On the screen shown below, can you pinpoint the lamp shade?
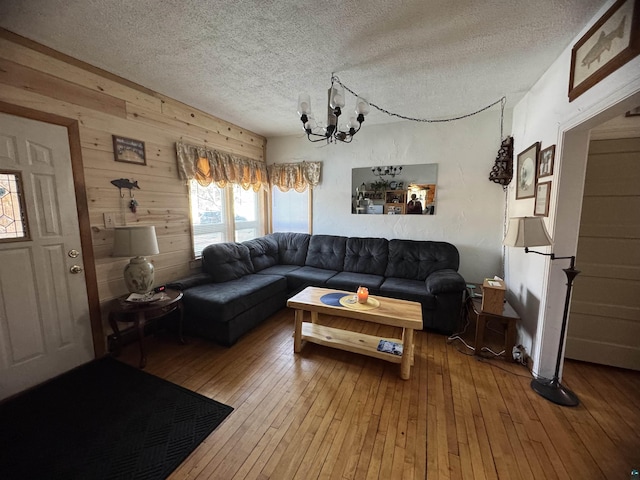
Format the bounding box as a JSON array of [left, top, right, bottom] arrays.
[[112, 226, 160, 294], [112, 226, 159, 257], [503, 217, 552, 248]]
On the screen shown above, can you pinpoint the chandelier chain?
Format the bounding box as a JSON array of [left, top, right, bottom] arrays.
[[331, 75, 506, 125]]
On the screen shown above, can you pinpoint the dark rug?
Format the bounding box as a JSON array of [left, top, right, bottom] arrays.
[[0, 357, 233, 480]]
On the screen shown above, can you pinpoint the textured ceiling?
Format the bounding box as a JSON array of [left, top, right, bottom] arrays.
[[0, 0, 608, 138]]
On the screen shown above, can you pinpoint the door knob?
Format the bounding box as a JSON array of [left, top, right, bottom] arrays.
[[70, 265, 83, 274], [68, 249, 80, 258]]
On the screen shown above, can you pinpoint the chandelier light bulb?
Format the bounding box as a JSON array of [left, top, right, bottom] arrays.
[[329, 84, 345, 109], [355, 93, 370, 116], [304, 117, 317, 132], [297, 93, 311, 116]]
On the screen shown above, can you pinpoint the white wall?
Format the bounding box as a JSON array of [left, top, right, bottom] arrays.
[[267, 108, 511, 285], [508, 0, 640, 379]]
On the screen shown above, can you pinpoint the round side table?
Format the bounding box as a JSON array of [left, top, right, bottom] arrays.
[[108, 289, 184, 368]]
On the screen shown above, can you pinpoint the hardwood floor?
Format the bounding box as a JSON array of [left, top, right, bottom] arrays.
[[116, 309, 640, 479]]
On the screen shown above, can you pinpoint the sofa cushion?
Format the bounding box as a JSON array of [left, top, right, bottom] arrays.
[[384, 239, 460, 280], [256, 264, 302, 276], [202, 242, 254, 283], [285, 266, 338, 291], [380, 277, 437, 308], [271, 232, 310, 265], [243, 236, 279, 272], [425, 269, 467, 294], [326, 271, 385, 293], [166, 272, 213, 291], [343, 237, 388, 275], [305, 235, 347, 271], [182, 274, 287, 323]]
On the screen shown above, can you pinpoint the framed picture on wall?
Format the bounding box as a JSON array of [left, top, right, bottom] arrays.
[[568, 0, 640, 102], [112, 135, 146, 165], [534, 181, 552, 216], [538, 145, 555, 178], [516, 142, 540, 199]]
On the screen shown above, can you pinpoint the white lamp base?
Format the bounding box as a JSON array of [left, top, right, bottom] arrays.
[[123, 256, 155, 294]]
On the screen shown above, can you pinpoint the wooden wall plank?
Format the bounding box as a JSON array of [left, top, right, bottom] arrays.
[[0, 58, 127, 118], [0, 33, 163, 112], [127, 103, 265, 160], [160, 96, 265, 148], [0, 83, 263, 161]]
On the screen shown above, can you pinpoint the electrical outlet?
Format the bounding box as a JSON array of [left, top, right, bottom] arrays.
[[512, 345, 523, 360], [512, 344, 528, 366], [103, 212, 115, 229]]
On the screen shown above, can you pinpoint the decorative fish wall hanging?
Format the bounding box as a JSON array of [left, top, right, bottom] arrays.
[[111, 178, 140, 212]]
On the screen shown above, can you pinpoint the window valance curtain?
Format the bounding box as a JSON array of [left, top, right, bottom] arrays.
[[268, 161, 322, 192], [176, 141, 268, 192]]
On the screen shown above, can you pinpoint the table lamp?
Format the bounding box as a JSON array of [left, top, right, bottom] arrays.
[[503, 216, 580, 407], [112, 226, 160, 294]]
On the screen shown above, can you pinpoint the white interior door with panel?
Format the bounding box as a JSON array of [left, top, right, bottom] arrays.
[[566, 136, 640, 371], [0, 113, 93, 400]]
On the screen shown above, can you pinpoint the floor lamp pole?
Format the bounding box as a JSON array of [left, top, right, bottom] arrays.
[[530, 255, 580, 407]]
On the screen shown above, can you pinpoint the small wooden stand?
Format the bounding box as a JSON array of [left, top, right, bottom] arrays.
[[109, 289, 184, 368], [467, 295, 519, 362]]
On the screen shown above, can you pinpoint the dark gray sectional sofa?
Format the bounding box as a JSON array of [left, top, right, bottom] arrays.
[[168, 232, 466, 346]]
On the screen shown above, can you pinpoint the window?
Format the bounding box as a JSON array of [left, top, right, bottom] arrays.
[[190, 180, 263, 257], [0, 171, 30, 242], [271, 187, 311, 233]]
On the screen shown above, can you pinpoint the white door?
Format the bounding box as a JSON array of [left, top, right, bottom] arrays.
[[0, 113, 93, 400], [566, 136, 640, 371]]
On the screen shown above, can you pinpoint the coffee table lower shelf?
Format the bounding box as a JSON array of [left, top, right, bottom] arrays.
[[300, 323, 405, 365]]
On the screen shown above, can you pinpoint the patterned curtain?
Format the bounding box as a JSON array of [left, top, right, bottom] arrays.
[[267, 161, 322, 192], [175, 141, 268, 192]]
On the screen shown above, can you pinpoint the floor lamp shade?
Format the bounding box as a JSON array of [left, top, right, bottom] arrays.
[[503, 217, 552, 248], [112, 226, 160, 294]]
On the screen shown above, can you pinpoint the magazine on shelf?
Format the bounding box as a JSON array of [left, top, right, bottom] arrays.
[[377, 340, 403, 356]]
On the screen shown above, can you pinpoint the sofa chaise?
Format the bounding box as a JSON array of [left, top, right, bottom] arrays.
[[168, 232, 466, 346]]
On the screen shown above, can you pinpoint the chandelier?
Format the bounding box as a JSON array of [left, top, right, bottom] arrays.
[[296, 74, 507, 148], [297, 75, 370, 143], [371, 166, 402, 178]]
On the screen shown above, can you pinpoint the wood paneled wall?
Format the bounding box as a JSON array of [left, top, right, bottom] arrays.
[[0, 29, 266, 333]]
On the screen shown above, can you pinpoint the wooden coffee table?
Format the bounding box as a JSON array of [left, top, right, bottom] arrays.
[[287, 286, 423, 380]]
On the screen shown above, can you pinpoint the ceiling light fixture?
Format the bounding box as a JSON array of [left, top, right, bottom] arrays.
[[297, 75, 370, 144], [297, 75, 507, 145]]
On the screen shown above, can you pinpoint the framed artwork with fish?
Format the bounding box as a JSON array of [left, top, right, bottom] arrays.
[[569, 0, 640, 102], [112, 135, 146, 165]]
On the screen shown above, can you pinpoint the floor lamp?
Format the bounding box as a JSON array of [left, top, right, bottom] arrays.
[[503, 216, 580, 407]]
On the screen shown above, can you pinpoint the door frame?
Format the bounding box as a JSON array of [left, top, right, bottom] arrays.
[[532, 87, 640, 379], [0, 100, 104, 357]]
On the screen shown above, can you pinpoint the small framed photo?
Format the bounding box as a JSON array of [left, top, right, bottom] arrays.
[[112, 135, 146, 165], [538, 145, 555, 179], [534, 181, 552, 217], [569, 0, 640, 102], [516, 142, 540, 199]]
